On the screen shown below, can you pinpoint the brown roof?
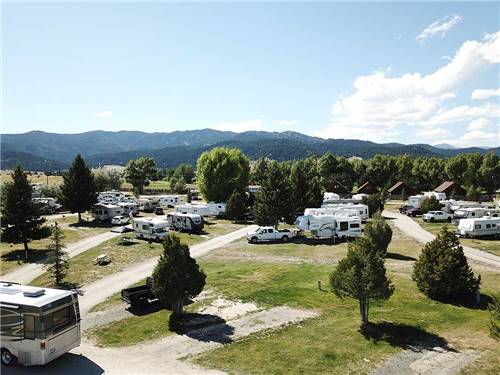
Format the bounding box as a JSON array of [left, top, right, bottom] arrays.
[[387, 181, 406, 193], [326, 180, 349, 194], [357, 181, 379, 194], [434, 181, 460, 193]]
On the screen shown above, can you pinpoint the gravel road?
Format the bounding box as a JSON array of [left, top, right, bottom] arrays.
[[383, 210, 500, 268]]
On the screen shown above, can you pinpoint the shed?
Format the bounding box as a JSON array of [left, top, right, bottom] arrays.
[[356, 181, 379, 195], [387, 182, 412, 198], [434, 181, 466, 198]]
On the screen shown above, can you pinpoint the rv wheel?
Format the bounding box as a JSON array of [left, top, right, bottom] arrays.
[[251, 237, 258, 244], [1, 349, 15, 366], [282, 236, 289, 243]]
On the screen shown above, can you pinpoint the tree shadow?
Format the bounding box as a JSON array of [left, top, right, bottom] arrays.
[[438, 293, 493, 311], [359, 321, 456, 352], [169, 313, 234, 344], [69, 221, 112, 229], [1, 248, 51, 264], [385, 252, 416, 261], [52, 281, 81, 290]]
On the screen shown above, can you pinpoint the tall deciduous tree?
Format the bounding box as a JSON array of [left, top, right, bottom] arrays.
[[253, 161, 295, 228], [45, 222, 69, 286], [124, 157, 157, 195], [196, 147, 250, 202], [60, 154, 97, 222], [478, 152, 500, 196], [330, 236, 394, 324], [93, 168, 123, 192], [1, 165, 51, 259], [152, 235, 206, 316], [290, 157, 322, 213]]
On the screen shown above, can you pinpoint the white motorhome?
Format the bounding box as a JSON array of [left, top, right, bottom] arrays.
[[0, 282, 81, 366], [117, 202, 139, 217], [320, 203, 369, 221], [458, 217, 500, 238], [97, 191, 125, 204], [295, 215, 362, 240], [158, 195, 186, 208], [133, 218, 170, 241], [166, 212, 204, 233], [91, 203, 122, 221], [175, 202, 226, 217], [304, 207, 360, 219]]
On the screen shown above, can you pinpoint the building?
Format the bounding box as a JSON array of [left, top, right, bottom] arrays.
[[356, 181, 379, 195], [387, 181, 412, 198], [325, 180, 350, 196], [434, 181, 466, 198]]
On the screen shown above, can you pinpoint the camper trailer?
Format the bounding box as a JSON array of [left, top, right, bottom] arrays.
[[133, 218, 170, 241], [175, 202, 226, 217], [166, 212, 204, 233], [458, 217, 500, 238], [117, 202, 139, 217], [158, 195, 186, 208], [295, 215, 362, 240], [91, 203, 122, 222], [320, 203, 369, 221], [32, 198, 62, 214], [453, 207, 488, 220], [0, 282, 81, 366], [97, 191, 125, 204], [137, 198, 156, 212], [304, 207, 360, 219]]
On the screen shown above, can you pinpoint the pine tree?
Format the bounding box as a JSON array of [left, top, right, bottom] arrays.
[[290, 157, 323, 213], [60, 154, 97, 222], [363, 212, 392, 257], [226, 190, 247, 222], [45, 223, 69, 286], [1, 165, 50, 260]]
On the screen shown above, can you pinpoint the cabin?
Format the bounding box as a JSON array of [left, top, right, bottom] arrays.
[[356, 181, 379, 195], [434, 181, 466, 198], [324, 180, 350, 196], [387, 181, 412, 199]]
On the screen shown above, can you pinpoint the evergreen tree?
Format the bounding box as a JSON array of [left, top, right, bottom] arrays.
[[361, 194, 384, 218], [330, 236, 394, 324], [363, 212, 392, 257], [60, 155, 97, 222], [478, 152, 500, 196], [225, 190, 247, 222], [488, 294, 500, 340], [290, 157, 323, 213], [251, 157, 270, 185], [45, 223, 69, 286], [152, 235, 206, 316], [254, 161, 294, 228], [1, 165, 51, 260], [412, 227, 481, 303]]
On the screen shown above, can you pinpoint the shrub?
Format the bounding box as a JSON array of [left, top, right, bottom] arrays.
[[420, 196, 442, 213], [361, 193, 384, 218]]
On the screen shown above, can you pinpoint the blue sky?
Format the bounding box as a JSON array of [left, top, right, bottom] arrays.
[[2, 1, 499, 147]]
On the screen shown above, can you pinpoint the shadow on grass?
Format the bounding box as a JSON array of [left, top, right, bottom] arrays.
[[385, 252, 416, 261], [441, 293, 493, 311], [1, 248, 51, 264], [359, 321, 455, 352], [169, 313, 234, 344], [69, 221, 113, 229]]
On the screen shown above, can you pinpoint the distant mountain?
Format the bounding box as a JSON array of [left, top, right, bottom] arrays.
[[433, 143, 459, 150], [2, 129, 498, 171]]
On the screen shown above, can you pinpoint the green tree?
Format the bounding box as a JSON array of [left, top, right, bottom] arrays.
[[124, 157, 157, 195], [152, 235, 206, 316], [420, 195, 442, 213], [60, 154, 98, 222], [174, 163, 195, 183], [363, 212, 392, 257], [196, 147, 250, 202], [93, 168, 123, 192], [290, 157, 322, 213], [445, 154, 468, 184], [465, 185, 482, 201], [361, 193, 384, 218], [412, 227, 481, 303], [45, 223, 69, 286], [478, 152, 500, 196], [251, 157, 270, 185], [1, 165, 51, 259], [488, 293, 500, 340], [225, 190, 247, 222], [330, 236, 394, 324], [254, 161, 294, 228]]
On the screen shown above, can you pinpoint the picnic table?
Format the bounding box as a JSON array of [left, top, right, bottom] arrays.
[[93, 254, 110, 265]]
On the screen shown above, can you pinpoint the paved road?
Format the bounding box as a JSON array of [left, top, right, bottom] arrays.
[[78, 225, 257, 315], [2, 231, 121, 285], [383, 210, 500, 268]]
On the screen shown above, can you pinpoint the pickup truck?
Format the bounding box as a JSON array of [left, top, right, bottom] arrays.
[[422, 210, 452, 223], [121, 276, 155, 308], [246, 227, 294, 243]]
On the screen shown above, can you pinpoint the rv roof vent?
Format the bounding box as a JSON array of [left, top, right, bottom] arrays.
[[0, 287, 22, 295], [23, 288, 45, 298]]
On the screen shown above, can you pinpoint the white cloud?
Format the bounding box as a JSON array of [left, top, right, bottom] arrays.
[[94, 111, 113, 118], [212, 119, 263, 133], [468, 117, 491, 131], [441, 129, 499, 148], [416, 127, 451, 140], [471, 88, 500, 100], [318, 31, 500, 143], [273, 119, 297, 126], [416, 15, 462, 43]]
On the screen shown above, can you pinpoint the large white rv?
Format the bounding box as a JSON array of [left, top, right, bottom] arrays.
[[304, 207, 360, 219], [133, 218, 170, 241], [91, 203, 122, 221], [97, 191, 125, 204], [158, 195, 186, 208], [175, 202, 226, 217], [117, 202, 139, 217], [453, 207, 489, 220], [166, 212, 204, 233], [295, 215, 362, 240], [0, 282, 81, 366], [458, 217, 500, 238], [320, 203, 369, 221]]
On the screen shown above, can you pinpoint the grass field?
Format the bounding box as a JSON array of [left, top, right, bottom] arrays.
[[0, 172, 63, 186], [122, 180, 171, 192]]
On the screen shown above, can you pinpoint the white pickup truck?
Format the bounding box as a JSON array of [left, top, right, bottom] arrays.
[[246, 227, 294, 243], [422, 210, 452, 223]]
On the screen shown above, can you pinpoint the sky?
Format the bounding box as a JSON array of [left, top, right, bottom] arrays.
[[2, 1, 499, 147]]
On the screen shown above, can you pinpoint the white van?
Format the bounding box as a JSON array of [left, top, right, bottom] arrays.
[[133, 218, 170, 241], [458, 217, 500, 238]]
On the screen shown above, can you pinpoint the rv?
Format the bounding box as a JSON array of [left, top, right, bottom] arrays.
[[304, 207, 360, 219], [158, 195, 186, 208], [97, 191, 125, 204], [91, 203, 122, 222], [458, 217, 500, 238], [133, 218, 170, 241], [137, 198, 156, 212], [0, 282, 81, 366], [453, 207, 488, 220], [295, 215, 362, 240], [117, 202, 139, 217], [320, 203, 369, 221], [166, 212, 204, 233], [32, 198, 62, 214], [323, 192, 340, 202], [175, 202, 226, 217], [424, 191, 446, 201]]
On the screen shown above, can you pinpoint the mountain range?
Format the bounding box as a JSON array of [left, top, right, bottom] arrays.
[[1, 129, 498, 171]]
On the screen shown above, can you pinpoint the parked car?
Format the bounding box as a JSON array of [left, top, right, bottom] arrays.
[[111, 215, 129, 225], [399, 204, 414, 213], [246, 227, 295, 243], [406, 207, 423, 217], [422, 210, 452, 223]]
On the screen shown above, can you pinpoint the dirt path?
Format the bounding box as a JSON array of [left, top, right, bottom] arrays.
[[383, 210, 500, 268], [2, 231, 121, 284]]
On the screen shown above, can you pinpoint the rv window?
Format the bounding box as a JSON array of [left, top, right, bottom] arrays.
[[24, 314, 36, 340], [339, 222, 348, 231], [142, 225, 148, 230], [52, 306, 71, 331], [471, 213, 475, 217], [475, 224, 481, 229], [268, 229, 274, 233], [350, 223, 360, 228], [486, 224, 491, 229]]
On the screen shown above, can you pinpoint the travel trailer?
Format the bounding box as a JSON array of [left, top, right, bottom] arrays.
[[117, 202, 139, 217], [158, 195, 186, 208], [320, 203, 369, 221], [295, 215, 362, 240], [175, 202, 226, 217], [91, 203, 122, 221], [458, 217, 500, 238], [166, 212, 204, 233], [137, 198, 156, 212], [453, 207, 489, 220], [97, 191, 125, 204], [133, 218, 170, 241], [32, 198, 62, 214], [0, 282, 81, 366], [304, 207, 360, 219]]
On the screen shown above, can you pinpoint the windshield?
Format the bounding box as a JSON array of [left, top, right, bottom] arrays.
[[155, 227, 167, 233]]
